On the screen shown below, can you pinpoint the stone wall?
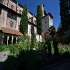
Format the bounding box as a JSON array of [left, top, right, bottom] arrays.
[[0, 51, 10, 62]]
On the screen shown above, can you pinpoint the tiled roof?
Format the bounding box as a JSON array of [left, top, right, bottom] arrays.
[[1, 27, 23, 36]]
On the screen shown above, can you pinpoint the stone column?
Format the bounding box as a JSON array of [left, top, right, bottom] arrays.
[[11, 35, 14, 44], [2, 36, 4, 44], [16, 37, 18, 43], [7, 36, 9, 45]]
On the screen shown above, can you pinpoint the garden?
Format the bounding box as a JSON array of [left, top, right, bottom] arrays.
[[0, 35, 70, 70]]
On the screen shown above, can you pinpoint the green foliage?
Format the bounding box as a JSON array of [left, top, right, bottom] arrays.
[[57, 25, 65, 37], [60, 0, 69, 32], [51, 41, 54, 54], [58, 44, 70, 55], [18, 50, 46, 70], [0, 45, 4, 52], [0, 45, 10, 52], [18, 35, 31, 50], [20, 4, 28, 34], [3, 56, 18, 70], [3, 50, 48, 70], [0, 33, 3, 38], [48, 26, 56, 38], [38, 42, 45, 51], [10, 44, 20, 56], [37, 5, 42, 35]]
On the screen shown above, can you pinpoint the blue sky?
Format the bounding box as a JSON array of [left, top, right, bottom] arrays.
[[16, 0, 60, 28]]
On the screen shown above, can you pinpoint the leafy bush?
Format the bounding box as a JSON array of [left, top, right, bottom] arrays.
[[0, 45, 4, 52], [3, 56, 18, 70], [58, 44, 70, 55], [18, 35, 31, 50], [17, 50, 47, 70], [0, 45, 10, 52], [10, 44, 19, 55]]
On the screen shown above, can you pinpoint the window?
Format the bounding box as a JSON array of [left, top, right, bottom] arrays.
[[9, 21, 13, 28], [7, 12, 17, 20]]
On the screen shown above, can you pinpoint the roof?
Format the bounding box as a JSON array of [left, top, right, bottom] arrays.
[[42, 13, 53, 18], [1, 27, 23, 36]]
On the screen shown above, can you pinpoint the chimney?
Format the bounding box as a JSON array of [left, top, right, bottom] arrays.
[[40, 4, 45, 17]]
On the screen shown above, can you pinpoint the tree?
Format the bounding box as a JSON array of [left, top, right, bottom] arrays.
[[57, 24, 65, 37], [48, 26, 56, 39], [60, 0, 69, 33], [37, 5, 42, 35], [37, 5, 42, 42], [20, 4, 28, 35]]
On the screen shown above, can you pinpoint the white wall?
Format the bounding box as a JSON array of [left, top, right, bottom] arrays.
[[42, 14, 53, 38], [16, 16, 21, 30], [36, 34, 42, 42], [34, 27, 37, 34], [28, 24, 31, 37], [42, 15, 53, 32], [49, 16, 53, 27]]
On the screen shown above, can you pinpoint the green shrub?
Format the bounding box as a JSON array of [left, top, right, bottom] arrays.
[[10, 44, 20, 56], [0, 45, 10, 52], [3, 56, 18, 70], [18, 50, 47, 70], [58, 44, 70, 55], [18, 35, 31, 50], [0, 45, 4, 52]]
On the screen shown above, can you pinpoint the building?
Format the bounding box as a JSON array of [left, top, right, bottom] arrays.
[[0, 0, 53, 44], [40, 4, 53, 41], [36, 4, 53, 42], [0, 0, 37, 44]]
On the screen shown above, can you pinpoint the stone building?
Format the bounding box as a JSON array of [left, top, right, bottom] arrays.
[[0, 0, 37, 44], [0, 0, 53, 44]]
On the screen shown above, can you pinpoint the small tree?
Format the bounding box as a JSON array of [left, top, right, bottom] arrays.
[[48, 26, 56, 39], [37, 5, 42, 41], [20, 4, 28, 35]]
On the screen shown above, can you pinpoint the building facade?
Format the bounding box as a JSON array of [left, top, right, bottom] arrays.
[[0, 0, 37, 44], [0, 0, 53, 44]]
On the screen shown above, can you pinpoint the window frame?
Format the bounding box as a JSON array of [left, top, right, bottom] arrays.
[[9, 21, 13, 28]]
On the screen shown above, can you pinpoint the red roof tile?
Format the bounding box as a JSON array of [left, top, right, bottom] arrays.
[[1, 27, 23, 36]]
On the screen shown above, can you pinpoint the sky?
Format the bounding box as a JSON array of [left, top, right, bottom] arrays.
[[16, 0, 60, 28]]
